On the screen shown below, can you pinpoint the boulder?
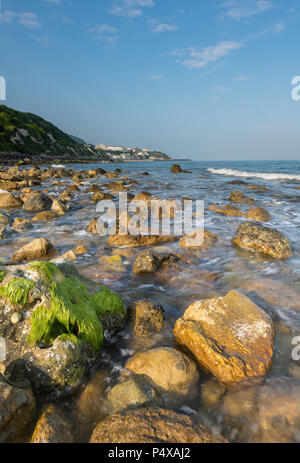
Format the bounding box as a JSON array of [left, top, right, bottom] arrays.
[[132, 250, 161, 274], [106, 377, 157, 413], [232, 223, 292, 259], [125, 347, 199, 400], [108, 233, 178, 248], [0, 382, 36, 443], [30, 404, 73, 443], [90, 407, 225, 443], [0, 193, 22, 209], [174, 290, 274, 385], [246, 207, 271, 222], [99, 254, 126, 273], [131, 300, 165, 336], [12, 238, 55, 262], [22, 193, 52, 212], [241, 278, 300, 311]]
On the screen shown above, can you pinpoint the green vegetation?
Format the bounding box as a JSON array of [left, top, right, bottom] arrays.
[[0, 105, 108, 159], [0, 277, 35, 305], [26, 262, 124, 351], [148, 150, 170, 160]]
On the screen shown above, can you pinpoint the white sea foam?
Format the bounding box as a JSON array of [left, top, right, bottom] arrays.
[[207, 168, 300, 181], [51, 164, 65, 168]]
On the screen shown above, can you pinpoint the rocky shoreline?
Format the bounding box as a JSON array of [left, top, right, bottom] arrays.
[[0, 162, 299, 443]]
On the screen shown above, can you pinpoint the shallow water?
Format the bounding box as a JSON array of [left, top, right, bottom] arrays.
[[2, 160, 300, 443]]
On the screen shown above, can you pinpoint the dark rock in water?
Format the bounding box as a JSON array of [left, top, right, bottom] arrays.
[[90, 407, 225, 443], [132, 250, 162, 274], [229, 190, 255, 205], [12, 237, 55, 262], [210, 204, 243, 216], [108, 233, 178, 247], [106, 377, 158, 413], [171, 164, 186, 173], [30, 404, 73, 443], [12, 218, 33, 232], [125, 346, 199, 400], [131, 300, 165, 336], [232, 222, 292, 258], [174, 290, 274, 385], [22, 192, 52, 212], [228, 180, 248, 185], [0, 381, 36, 443]]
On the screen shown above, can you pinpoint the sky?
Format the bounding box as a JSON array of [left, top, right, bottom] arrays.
[[1, 0, 300, 160]]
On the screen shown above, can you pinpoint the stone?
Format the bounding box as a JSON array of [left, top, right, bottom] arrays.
[[106, 377, 157, 413], [0, 193, 22, 209], [229, 190, 255, 205], [12, 238, 55, 262], [99, 254, 126, 272], [210, 204, 243, 216], [125, 346, 199, 400], [131, 300, 165, 336], [51, 199, 70, 216], [246, 207, 271, 222], [0, 382, 36, 443], [90, 407, 224, 443], [22, 193, 52, 212], [75, 245, 88, 255], [232, 223, 292, 259], [179, 229, 218, 249], [171, 164, 183, 173], [12, 217, 33, 232], [0, 211, 12, 226], [174, 290, 274, 385], [241, 278, 300, 311], [61, 250, 77, 262], [132, 250, 161, 274], [86, 218, 98, 235], [32, 211, 56, 222], [108, 233, 178, 248], [30, 404, 73, 443]]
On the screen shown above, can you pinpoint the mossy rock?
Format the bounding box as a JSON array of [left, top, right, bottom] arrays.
[[0, 261, 127, 395]]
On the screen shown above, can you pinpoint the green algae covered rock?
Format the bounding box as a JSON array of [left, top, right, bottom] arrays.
[[0, 261, 126, 395]]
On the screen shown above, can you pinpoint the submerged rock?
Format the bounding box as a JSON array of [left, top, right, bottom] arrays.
[[30, 404, 73, 443], [51, 199, 70, 216], [32, 211, 56, 222], [210, 204, 243, 216], [232, 222, 292, 259], [246, 207, 271, 222], [90, 407, 225, 443], [12, 238, 55, 262], [171, 164, 183, 173], [125, 346, 199, 400], [229, 190, 255, 206], [131, 300, 165, 336], [12, 217, 33, 232], [179, 229, 218, 249], [0, 261, 126, 395], [174, 290, 274, 385], [108, 233, 178, 248], [0, 382, 36, 443], [0, 211, 12, 226], [106, 376, 157, 413]]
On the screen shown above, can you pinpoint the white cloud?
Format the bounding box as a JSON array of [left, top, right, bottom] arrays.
[[273, 22, 284, 33], [148, 19, 178, 33], [150, 75, 163, 79], [0, 10, 40, 28], [173, 41, 242, 69], [51, 14, 73, 24], [211, 85, 231, 92], [233, 75, 251, 81], [221, 0, 273, 21], [43, 0, 61, 3], [90, 24, 119, 43], [110, 0, 154, 18]]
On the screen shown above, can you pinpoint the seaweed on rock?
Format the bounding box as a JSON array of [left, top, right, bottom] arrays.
[[26, 262, 124, 351]]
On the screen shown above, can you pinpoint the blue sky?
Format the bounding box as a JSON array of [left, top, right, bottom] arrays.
[[1, 0, 300, 160]]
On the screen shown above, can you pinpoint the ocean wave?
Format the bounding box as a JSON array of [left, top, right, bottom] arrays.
[[207, 168, 300, 181]]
